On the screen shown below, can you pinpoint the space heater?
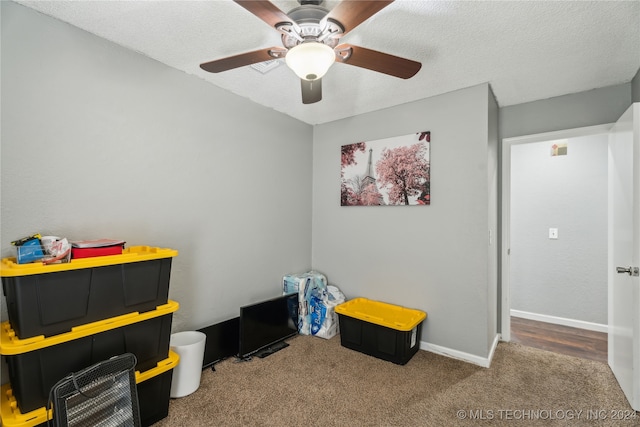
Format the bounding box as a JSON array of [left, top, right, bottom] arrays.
[[49, 353, 141, 427]]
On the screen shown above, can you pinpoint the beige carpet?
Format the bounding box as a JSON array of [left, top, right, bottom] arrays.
[[155, 335, 637, 426]]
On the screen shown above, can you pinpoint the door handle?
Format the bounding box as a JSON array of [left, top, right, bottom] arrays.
[[617, 266, 639, 276]]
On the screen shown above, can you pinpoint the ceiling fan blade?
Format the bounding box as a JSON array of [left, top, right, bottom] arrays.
[[335, 43, 421, 79], [301, 79, 322, 104], [200, 47, 283, 73], [233, 0, 294, 29], [322, 0, 394, 36]]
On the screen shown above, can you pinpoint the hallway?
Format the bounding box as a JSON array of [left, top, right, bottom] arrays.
[[510, 316, 607, 364]]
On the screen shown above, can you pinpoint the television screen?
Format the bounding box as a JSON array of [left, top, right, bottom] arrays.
[[238, 293, 299, 359], [198, 316, 240, 369]]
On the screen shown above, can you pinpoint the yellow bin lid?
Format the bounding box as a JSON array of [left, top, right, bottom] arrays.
[[0, 300, 179, 355], [0, 350, 180, 427], [335, 298, 426, 331], [0, 245, 178, 277]]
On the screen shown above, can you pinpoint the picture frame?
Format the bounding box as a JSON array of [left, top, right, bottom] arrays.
[[341, 131, 431, 206]]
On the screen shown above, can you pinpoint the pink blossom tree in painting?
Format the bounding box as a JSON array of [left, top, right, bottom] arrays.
[[347, 175, 384, 206], [376, 141, 430, 205], [341, 142, 366, 206]]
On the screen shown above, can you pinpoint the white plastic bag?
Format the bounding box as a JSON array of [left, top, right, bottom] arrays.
[[282, 271, 327, 335], [309, 285, 345, 339]]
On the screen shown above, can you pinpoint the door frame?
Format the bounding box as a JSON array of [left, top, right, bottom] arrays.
[[500, 123, 613, 341]]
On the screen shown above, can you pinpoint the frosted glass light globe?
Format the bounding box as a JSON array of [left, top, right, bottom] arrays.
[[285, 42, 335, 81]]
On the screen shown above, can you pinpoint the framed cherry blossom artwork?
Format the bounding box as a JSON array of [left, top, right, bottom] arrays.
[[341, 131, 431, 206]]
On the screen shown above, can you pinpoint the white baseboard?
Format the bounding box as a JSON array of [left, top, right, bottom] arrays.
[[420, 334, 500, 368], [510, 309, 607, 333]]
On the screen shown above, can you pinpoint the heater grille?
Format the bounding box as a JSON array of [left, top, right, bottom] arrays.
[[50, 353, 140, 427]]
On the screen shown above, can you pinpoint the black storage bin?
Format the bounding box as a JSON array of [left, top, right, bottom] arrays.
[[138, 366, 174, 426], [0, 301, 178, 414], [335, 298, 427, 365], [0, 349, 178, 427], [1, 246, 177, 340]]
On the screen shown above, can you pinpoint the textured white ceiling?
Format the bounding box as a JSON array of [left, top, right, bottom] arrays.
[[14, 0, 640, 125]]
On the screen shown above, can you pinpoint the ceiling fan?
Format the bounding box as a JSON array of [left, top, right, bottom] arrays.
[[200, 0, 422, 104]]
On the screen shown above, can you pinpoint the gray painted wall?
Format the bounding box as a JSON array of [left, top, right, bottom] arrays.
[[632, 67, 640, 103], [487, 88, 499, 339], [311, 84, 498, 359], [510, 134, 608, 324], [500, 83, 632, 139], [1, 1, 312, 339], [498, 78, 636, 333], [2, 0, 633, 383]]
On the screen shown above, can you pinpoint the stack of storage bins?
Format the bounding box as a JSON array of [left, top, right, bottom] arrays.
[[0, 245, 179, 427]]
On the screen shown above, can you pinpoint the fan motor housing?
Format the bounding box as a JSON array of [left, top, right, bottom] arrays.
[[282, 5, 341, 49]]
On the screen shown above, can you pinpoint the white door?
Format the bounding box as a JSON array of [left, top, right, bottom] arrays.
[[608, 103, 640, 411]]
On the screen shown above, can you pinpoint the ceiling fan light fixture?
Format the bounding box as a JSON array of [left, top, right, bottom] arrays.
[[285, 42, 335, 81]]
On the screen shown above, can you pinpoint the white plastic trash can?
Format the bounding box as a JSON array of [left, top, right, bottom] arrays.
[[170, 331, 207, 398]]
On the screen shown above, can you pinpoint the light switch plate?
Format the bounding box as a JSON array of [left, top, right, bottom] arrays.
[[549, 228, 558, 239]]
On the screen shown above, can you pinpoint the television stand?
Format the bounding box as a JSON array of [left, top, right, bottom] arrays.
[[254, 341, 290, 358]]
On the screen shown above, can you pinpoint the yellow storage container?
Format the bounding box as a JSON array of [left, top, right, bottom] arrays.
[[1, 246, 178, 339], [0, 349, 180, 427], [335, 298, 427, 331], [335, 298, 427, 365], [0, 246, 178, 276], [0, 301, 178, 414]]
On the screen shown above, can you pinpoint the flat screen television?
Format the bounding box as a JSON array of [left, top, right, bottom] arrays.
[[238, 293, 299, 359], [197, 316, 240, 370]]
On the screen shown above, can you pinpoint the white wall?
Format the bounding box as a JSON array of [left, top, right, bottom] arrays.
[[510, 134, 608, 324], [312, 84, 498, 359], [1, 2, 313, 340]]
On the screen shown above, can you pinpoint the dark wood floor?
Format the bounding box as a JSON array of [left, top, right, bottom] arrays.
[[510, 316, 608, 364]]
